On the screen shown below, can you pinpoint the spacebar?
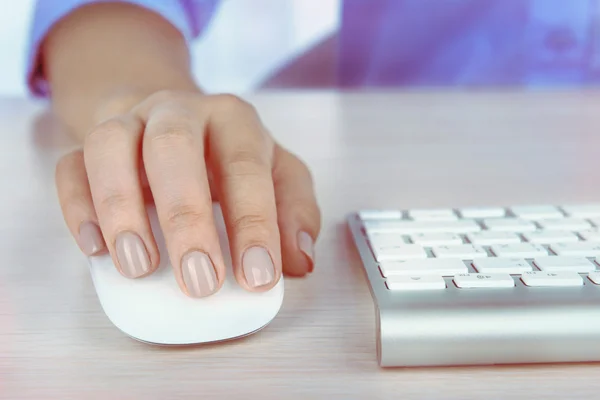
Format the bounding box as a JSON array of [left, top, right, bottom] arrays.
[[379, 259, 468, 277]]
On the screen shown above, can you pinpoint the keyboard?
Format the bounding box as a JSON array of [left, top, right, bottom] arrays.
[[347, 204, 600, 367]]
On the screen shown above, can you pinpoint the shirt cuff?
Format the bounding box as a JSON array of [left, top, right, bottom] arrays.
[[26, 0, 208, 97]]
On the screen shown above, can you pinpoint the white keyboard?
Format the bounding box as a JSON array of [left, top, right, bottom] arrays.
[[348, 204, 600, 367]]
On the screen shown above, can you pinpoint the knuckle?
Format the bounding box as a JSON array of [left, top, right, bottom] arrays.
[[231, 149, 267, 166], [212, 93, 254, 115], [164, 204, 209, 232], [273, 148, 313, 184], [84, 117, 132, 153], [225, 150, 270, 177], [97, 191, 131, 213], [134, 90, 196, 119], [231, 212, 271, 234], [147, 89, 181, 104], [147, 123, 193, 147], [224, 164, 269, 182], [87, 118, 129, 141]]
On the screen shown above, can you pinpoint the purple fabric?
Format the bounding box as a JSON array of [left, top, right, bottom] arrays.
[[26, 0, 600, 95], [338, 0, 600, 87]]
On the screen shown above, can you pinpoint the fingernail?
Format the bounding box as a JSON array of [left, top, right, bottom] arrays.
[[242, 246, 275, 288], [115, 231, 150, 278], [78, 221, 105, 255], [181, 251, 218, 298], [297, 231, 315, 267]]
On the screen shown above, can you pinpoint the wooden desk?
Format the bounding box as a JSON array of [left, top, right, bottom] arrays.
[[2, 91, 600, 399]]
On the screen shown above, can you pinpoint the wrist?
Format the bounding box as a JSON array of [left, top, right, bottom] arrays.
[[42, 2, 202, 140]]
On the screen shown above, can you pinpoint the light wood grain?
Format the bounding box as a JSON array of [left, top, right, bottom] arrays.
[[3, 91, 600, 399]]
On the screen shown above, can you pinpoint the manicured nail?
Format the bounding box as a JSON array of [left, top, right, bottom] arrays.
[[115, 231, 150, 278], [297, 231, 315, 267], [78, 221, 105, 255], [242, 246, 275, 288], [181, 251, 217, 297]]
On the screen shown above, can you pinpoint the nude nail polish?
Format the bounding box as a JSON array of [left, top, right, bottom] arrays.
[[181, 251, 217, 297], [78, 221, 105, 255], [242, 246, 275, 288], [115, 231, 150, 278], [297, 231, 315, 266]]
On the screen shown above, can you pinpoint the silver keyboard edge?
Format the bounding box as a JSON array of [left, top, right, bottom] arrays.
[[347, 212, 600, 367]]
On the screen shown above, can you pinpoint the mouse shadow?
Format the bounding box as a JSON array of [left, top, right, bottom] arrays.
[[131, 328, 265, 352]]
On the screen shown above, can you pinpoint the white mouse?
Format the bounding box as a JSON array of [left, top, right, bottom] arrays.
[[88, 204, 284, 345]]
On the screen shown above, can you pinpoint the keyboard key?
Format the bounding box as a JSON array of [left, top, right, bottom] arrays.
[[431, 244, 487, 259], [588, 271, 600, 285], [379, 259, 468, 277], [472, 257, 532, 274], [368, 234, 407, 258], [466, 231, 522, 245], [359, 210, 403, 220], [536, 218, 591, 231], [411, 233, 463, 246], [490, 243, 548, 258], [386, 275, 446, 291], [364, 220, 481, 234], [483, 218, 536, 232], [522, 230, 579, 244], [533, 256, 596, 273], [453, 273, 515, 288], [562, 204, 600, 218], [459, 206, 506, 219], [408, 208, 458, 221], [367, 233, 406, 247], [372, 244, 427, 262], [578, 230, 600, 242], [510, 205, 563, 220], [550, 242, 600, 257], [521, 271, 583, 287]]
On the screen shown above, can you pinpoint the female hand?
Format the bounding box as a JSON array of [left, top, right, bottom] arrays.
[[55, 90, 321, 298]]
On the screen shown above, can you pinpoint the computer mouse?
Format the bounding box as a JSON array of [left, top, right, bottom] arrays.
[[88, 204, 284, 345]]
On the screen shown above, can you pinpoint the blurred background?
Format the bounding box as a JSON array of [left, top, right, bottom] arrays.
[[6, 0, 597, 96], [0, 0, 340, 97]]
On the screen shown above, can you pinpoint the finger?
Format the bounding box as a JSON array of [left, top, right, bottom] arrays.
[[140, 102, 225, 298], [272, 145, 321, 276], [207, 95, 281, 292], [55, 149, 106, 256], [84, 115, 159, 278]]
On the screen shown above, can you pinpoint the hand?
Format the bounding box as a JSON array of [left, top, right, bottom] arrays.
[[55, 90, 321, 297]]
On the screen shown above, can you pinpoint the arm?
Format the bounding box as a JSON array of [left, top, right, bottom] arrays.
[[41, 2, 199, 140]]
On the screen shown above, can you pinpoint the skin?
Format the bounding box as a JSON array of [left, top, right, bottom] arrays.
[[45, 2, 321, 297]]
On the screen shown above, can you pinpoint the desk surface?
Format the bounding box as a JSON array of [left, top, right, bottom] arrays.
[[3, 90, 600, 399]]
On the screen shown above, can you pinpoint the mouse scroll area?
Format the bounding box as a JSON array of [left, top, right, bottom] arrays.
[[88, 204, 284, 345]]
